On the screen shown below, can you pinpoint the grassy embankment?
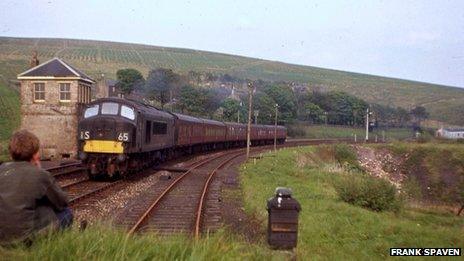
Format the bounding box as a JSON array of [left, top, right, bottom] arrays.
[[0, 229, 283, 260], [288, 123, 413, 141], [1, 143, 462, 259], [240, 145, 463, 259], [378, 142, 464, 206], [0, 84, 20, 162]]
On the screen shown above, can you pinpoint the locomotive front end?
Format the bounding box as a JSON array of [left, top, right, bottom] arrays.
[[78, 100, 137, 178]]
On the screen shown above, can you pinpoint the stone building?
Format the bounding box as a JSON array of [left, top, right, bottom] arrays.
[[17, 58, 95, 159]]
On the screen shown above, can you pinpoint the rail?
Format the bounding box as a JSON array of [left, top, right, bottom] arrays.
[[194, 152, 243, 239], [127, 149, 241, 235]]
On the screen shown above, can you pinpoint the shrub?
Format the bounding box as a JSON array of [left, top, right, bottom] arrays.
[[287, 125, 306, 137], [333, 144, 363, 172], [401, 176, 423, 200], [417, 135, 431, 143], [335, 174, 402, 212]]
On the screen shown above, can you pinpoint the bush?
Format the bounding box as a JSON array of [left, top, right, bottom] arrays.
[[287, 125, 306, 137], [417, 135, 431, 143], [335, 174, 402, 212], [333, 144, 363, 172]]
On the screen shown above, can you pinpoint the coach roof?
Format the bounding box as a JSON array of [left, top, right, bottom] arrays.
[[172, 113, 203, 124], [203, 118, 225, 127]]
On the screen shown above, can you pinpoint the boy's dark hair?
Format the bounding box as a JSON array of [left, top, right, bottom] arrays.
[[8, 130, 40, 161]]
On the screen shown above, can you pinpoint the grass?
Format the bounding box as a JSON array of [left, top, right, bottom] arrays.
[[1, 144, 462, 259], [376, 142, 464, 205], [0, 227, 286, 260], [288, 123, 413, 141], [1, 36, 464, 125], [0, 84, 20, 162], [240, 146, 463, 260]]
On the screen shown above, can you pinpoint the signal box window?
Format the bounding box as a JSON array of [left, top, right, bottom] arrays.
[[59, 83, 71, 101], [34, 83, 45, 101], [153, 122, 167, 135]]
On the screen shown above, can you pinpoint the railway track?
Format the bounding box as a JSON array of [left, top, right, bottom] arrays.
[[122, 144, 289, 237], [194, 152, 243, 239], [118, 149, 241, 235], [46, 162, 84, 177], [44, 162, 89, 189], [55, 139, 361, 233], [120, 140, 357, 236], [61, 179, 123, 205]]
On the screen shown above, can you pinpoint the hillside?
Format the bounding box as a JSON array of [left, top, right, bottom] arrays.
[[1, 36, 464, 125]]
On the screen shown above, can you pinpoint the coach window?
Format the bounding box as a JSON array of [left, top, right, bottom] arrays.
[[153, 121, 167, 135], [59, 83, 71, 101], [101, 102, 119, 115], [121, 105, 135, 120], [34, 83, 45, 102], [145, 121, 152, 143], [84, 104, 99, 118]]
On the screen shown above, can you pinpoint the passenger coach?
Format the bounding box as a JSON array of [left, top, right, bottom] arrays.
[[78, 97, 286, 178]]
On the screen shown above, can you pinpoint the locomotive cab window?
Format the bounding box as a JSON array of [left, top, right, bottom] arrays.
[[121, 105, 135, 120], [101, 102, 119, 115], [84, 104, 99, 118], [152, 121, 167, 135]]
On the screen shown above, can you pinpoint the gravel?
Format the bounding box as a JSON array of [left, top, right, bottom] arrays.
[[72, 171, 165, 225]]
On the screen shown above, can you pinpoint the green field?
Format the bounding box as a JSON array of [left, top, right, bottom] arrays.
[[1, 36, 464, 126], [0, 84, 20, 162], [288, 124, 414, 141], [240, 146, 463, 259]]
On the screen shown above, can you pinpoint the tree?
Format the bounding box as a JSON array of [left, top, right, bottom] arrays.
[[304, 102, 325, 124], [222, 98, 244, 122], [178, 85, 203, 116], [116, 69, 144, 94], [220, 73, 234, 83], [309, 91, 367, 125], [253, 92, 276, 124], [395, 107, 411, 127], [262, 84, 297, 124], [201, 88, 223, 118], [410, 106, 429, 128], [145, 68, 180, 109]]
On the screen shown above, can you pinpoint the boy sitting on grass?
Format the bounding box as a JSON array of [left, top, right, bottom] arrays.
[[0, 130, 73, 244]]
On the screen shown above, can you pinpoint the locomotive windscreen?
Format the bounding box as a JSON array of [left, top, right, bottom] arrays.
[[84, 105, 99, 118]]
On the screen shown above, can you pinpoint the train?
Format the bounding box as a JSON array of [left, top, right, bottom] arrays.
[[78, 97, 286, 178]]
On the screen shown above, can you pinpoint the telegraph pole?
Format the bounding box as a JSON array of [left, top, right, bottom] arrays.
[[365, 107, 369, 142], [274, 103, 279, 152], [246, 82, 254, 160]]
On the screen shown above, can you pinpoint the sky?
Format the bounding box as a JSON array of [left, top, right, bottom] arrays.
[[1, 0, 463, 87]]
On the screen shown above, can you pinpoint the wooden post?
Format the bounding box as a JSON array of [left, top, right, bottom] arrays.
[[274, 104, 278, 152], [246, 82, 254, 160]]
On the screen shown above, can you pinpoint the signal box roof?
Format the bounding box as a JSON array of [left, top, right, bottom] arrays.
[[17, 58, 95, 84]]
